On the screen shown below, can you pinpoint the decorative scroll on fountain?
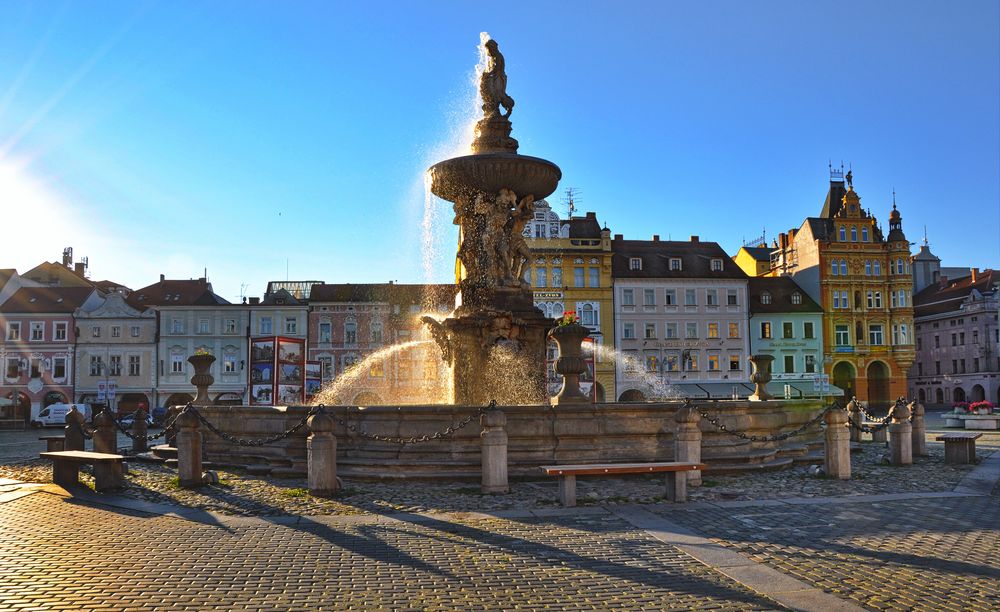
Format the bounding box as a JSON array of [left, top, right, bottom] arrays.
[[424, 37, 562, 405]]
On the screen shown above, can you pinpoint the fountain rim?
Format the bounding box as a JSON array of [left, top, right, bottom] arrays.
[[427, 152, 562, 202]]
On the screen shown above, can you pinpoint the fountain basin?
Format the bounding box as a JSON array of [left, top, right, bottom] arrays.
[[429, 153, 561, 202]]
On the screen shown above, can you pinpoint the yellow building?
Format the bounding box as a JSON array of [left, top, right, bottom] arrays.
[[733, 245, 773, 277], [769, 170, 915, 406], [525, 200, 615, 402]]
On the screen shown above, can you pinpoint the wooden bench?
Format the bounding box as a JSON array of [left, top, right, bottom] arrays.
[[936, 432, 982, 465], [39, 435, 66, 452], [540, 462, 706, 507], [40, 451, 125, 491]]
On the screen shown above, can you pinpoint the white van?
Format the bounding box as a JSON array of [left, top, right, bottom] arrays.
[[31, 404, 92, 428]]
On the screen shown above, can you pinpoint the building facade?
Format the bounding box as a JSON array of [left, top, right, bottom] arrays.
[[910, 266, 1000, 406], [525, 201, 615, 401], [612, 236, 751, 401], [748, 276, 827, 398], [769, 171, 915, 405]]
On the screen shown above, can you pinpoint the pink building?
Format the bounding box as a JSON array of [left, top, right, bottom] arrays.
[[0, 286, 101, 423]]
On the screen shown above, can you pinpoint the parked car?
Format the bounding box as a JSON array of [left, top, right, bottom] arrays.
[[151, 406, 167, 426], [119, 413, 154, 428], [30, 403, 92, 428]]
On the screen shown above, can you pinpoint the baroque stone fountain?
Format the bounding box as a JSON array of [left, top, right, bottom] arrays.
[[423, 37, 562, 405]]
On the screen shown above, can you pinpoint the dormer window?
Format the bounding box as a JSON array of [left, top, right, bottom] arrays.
[[761, 291, 772, 305], [669, 258, 682, 271], [629, 257, 642, 271], [791, 292, 802, 305], [710, 258, 723, 272]]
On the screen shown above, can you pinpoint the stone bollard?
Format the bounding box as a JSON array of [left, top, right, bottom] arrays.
[[481, 406, 509, 494], [175, 408, 204, 487], [910, 402, 928, 457], [847, 397, 863, 443], [888, 400, 913, 466], [92, 411, 125, 488], [674, 404, 702, 487], [132, 408, 148, 454], [824, 406, 851, 480], [64, 405, 87, 451], [307, 409, 339, 497], [165, 406, 180, 447]]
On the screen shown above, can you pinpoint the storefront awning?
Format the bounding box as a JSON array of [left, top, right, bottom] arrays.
[[668, 383, 709, 399]]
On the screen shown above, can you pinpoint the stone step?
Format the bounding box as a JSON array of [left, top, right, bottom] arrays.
[[163, 459, 217, 469], [775, 444, 809, 459], [702, 457, 795, 474], [270, 467, 306, 479], [150, 445, 177, 460], [244, 464, 272, 476]]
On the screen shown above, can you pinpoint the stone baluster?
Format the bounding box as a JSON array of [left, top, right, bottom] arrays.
[[92, 411, 125, 488], [64, 405, 87, 452], [132, 408, 148, 454], [910, 401, 927, 457], [175, 408, 204, 487], [674, 404, 702, 487], [824, 405, 851, 479], [481, 406, 509, 494], [847, 397, 863, 443], [307, 409, 339, 497], [888, 399, 913, 466]]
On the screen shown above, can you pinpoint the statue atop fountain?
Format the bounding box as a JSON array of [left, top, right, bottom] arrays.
[[425, 36, 562, 405]]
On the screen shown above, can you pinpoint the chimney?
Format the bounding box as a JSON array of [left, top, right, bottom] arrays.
[[586, 212, 596, 220], [690, 235, 699, 242], [971, 268, 979, 283], [652, 235, 660, 242], [160, 274, 165, 282], [779, 233, 788, 249], [249, 297, 260, 305], [74, 263, 85, 276], [614, 234, 623, 241], [939, 275, 949, 289]]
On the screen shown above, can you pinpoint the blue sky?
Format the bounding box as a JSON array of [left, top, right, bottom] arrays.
[[1, 0, 997, 302]]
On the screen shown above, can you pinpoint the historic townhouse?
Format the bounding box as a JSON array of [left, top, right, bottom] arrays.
[[769, 170, 915, 406], [74, 291, 157, 414], [612, 236, 751, 401], [0, 286, 101, 423], [525, 200, 615, 402], [748, 276, 827, 398], [909, 262, 1000, 406], [307, 283, 456, 405], [128, 276, 249, 407]]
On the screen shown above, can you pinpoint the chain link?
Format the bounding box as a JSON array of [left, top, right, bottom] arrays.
[[693, 399, 838, 442], [336, 400, 497, 445], [108, 410, 183, 443], [187, 405, 321, 447]]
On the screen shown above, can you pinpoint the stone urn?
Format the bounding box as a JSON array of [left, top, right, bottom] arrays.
[[747, 354, 774, 401], [548, 321, 591, 405], [188, 353, 215, 406]]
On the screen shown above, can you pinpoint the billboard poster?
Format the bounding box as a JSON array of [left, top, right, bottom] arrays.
[[304, 361, 323, 403], [249, 337, 307, 405]]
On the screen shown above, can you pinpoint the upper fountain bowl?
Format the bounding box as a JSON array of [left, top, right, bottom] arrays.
[[429, 153, 562, 203]]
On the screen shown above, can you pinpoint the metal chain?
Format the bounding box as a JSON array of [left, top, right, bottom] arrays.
[[694, 401, 838, 442], [337, 400, 497, 445], [107, 409, 183, 442], [847, 415, 892, 434], [188, 405, 321, 447], [854, 401, 891, 424]]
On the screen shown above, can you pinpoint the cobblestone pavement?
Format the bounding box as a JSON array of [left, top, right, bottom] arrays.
[[0, 491, 781, 611], [660, 491, 1000, 611]]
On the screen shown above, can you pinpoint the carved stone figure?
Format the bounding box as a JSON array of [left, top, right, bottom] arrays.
[[480, 39, 515, 119], [421, 316, 454, 365], [508, 194, 534, 284]]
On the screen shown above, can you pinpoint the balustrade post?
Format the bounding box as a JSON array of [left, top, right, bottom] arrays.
[[847, 397, 863, 443], [176, 408, 204, 487], [92, 411, 125, 488], [132, 408, 148, 454], [674, 404, 702, 487], [64, 405, 86, 452], [307, 409, 339, 497], [824, 406, 851, 479], [910, 401, 927, 457], [481, 407, 509, 494], [888, 399, 913, 466]]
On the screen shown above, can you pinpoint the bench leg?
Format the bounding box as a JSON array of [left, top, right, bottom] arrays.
[[558, 475, 576, 507], [93, 461, 125, 491], [665, 471, 688, 503], [46, 440, 65, 452], [871, 428, 887, 444], [51, 461, 79, 489]]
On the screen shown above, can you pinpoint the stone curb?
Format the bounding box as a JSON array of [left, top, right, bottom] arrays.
[[953, 448, 1000, 495]]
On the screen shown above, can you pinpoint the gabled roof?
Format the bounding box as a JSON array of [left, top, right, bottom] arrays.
[[0, 286, 96, 313], [913, 269, 999, 318], [21, 261, 94, 288], [0, 269, 15, 294], [803, 217, 834, 242], [739, 247, 772, 262], [820, 179, 848, 218], [93, 280, 131, 294], [611, 239, 748, 280], [126, 278, 229, 308], [748, 277, 823, 314], [261, 288, 304, 306], [566, 213, 603, 239]]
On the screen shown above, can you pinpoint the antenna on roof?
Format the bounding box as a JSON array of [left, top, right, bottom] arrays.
[[923, 225, 929, 247], [562, 187, 581, 218]]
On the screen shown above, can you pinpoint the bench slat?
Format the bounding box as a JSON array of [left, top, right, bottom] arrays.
[[936, 433, 982, 441], [41, 451, 123, 462], [540, 462, 705, 476]]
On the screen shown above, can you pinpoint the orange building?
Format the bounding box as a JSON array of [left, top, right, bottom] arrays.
[[769, 169, 915, 406]]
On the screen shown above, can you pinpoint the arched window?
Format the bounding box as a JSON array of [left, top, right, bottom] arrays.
[[896, 259, 904, 274], [840, 260, 847, 276], [579, 303, 595, 326], [831, 260, 839, 276], [865, 260, 872, 276], [873, 261, 881, 276], [861, 227, 869, 241], [344, 321, 357, 345], [839, 226, 847, 241], [851, 227, 858, 242], [370, 322, 383, 344]]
